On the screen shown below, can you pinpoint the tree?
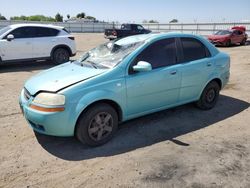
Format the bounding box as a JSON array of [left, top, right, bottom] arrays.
[[169, 19, 178, 23], [148, 20, 158, 23], [76, 12, 85, 19], [85, 16, 96, 21], [10, 15, 55, 21], [0, 14, 7, 20], [67, 14, 70, 19], [55, 13, 63, 22]]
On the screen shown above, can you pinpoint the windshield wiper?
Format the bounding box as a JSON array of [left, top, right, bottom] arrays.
[[86, 60, 98, 69]]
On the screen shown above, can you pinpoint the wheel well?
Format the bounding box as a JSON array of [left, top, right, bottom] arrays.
[[76, 99, 122, 124], [74, 99, 123, 136], [210, 78, 222, 89], [51, 45, 72, 58]]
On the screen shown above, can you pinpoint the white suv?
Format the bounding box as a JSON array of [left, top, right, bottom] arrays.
[[0, 24, 76, 64]]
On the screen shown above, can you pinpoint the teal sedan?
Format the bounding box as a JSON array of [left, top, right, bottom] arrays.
[[19, 33, 230, 146]]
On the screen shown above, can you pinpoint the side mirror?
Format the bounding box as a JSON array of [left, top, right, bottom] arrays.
[[7, 34, 14, 41], [133, 61, 152, 72]]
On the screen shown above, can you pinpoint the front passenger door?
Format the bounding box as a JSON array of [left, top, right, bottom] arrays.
[[1, 27, 34, 61], [125, 38, 182, 117]]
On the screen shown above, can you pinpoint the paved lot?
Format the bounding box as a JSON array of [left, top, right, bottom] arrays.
[[0, 33, 250, 188]]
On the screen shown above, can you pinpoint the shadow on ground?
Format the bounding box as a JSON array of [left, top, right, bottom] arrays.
[[0, 60, 54, 73], [35, 95, 249, 161]]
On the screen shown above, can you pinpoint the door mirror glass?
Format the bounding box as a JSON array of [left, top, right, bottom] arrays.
[[133, 61, 152, 72], [7, 34, 14, 41]]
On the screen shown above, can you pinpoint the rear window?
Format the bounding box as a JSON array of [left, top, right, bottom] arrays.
[[181, 38, 210, 62], [121, 24, 131, 30]]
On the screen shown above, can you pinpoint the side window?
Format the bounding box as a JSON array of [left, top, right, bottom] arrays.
[[137, 25, 144, 30], [181, 38, 210, 62], [135, 38, 177, 70], [35, 27, 59, 37], [6, 27, 35, 39]]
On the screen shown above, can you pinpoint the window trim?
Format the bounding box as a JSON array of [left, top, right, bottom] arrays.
[[3, 26, 36, 39], [3, 26, 60, 39]]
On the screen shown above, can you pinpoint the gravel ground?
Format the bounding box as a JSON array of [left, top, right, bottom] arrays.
[[0, 33, 250, 188]]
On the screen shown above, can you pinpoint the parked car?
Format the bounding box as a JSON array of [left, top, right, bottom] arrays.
[[20, 33, 230, 146], [207, 26, 248, 46], [104, 23, 151, 40], [0, 24, 76, 64]]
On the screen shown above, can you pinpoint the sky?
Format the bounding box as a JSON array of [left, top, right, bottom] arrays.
[[0, 0, 250, 23]]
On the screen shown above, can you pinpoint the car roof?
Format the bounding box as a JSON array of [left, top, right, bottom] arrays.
[[9, 23, 64, 30], [116, 32, 207, 44]]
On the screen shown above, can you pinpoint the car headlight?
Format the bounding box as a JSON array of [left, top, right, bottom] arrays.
[[33, 93, 65, 106]]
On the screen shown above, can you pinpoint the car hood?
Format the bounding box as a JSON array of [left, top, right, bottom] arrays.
[[24, 62, 107, 95], [208, 35, 229, 40]]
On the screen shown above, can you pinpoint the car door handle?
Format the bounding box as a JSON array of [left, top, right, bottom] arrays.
[[207, 62, 212, 67], [170, 70, 177, 75]]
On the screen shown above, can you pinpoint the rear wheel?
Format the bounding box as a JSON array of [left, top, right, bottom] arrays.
[[196, 81, 220, 110], [76, 103, 118, 146], [52, 48, 70, 64]]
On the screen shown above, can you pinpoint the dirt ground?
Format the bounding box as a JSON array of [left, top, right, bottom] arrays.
[[0, 33, 250, 188]]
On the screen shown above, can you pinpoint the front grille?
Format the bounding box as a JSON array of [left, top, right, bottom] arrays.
[[24, 88, 31, 101]]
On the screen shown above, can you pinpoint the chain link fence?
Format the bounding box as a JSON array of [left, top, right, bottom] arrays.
[[0, 20, 249, 36]]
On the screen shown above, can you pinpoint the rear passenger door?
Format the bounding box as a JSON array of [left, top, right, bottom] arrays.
[[32, 27, 60, 58], [177, 37, 213, 102]]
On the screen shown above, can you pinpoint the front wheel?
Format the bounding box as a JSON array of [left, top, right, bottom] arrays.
[[240, 38, 246, 45], [196, 81, 220, 110], [52, 48, 70, 64], [76, 103, 118, 146], [225, 40, 231, 47]]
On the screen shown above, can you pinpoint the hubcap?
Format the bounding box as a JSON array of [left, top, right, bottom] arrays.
[[55, 50, 68, 63], [206, 89, 216, 103], [88, 112, 113, 141]]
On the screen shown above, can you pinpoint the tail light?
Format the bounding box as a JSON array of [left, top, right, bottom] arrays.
[[68, 36, 75, 40], [112, 31, 117, 36]]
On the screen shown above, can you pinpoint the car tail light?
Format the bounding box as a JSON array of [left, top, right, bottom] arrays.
[[68, 36, 75, 40], [112, 31, 117, 36]]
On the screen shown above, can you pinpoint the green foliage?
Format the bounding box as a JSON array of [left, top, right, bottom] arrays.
[[148, 20, 158, 23], [55, 13, 63, 22], [169, 19, 178, 23], [76, 12, 85, 19], [0, 14, 7, 20], [85, 16, 96, 20], [10, 15, 56, 22]]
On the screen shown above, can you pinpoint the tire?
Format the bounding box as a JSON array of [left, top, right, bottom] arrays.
[[240, 38, 246, 45], [52, 48, 70, 64], [76, 103, 118, 146], [196, 81, 220, 110], [225, 40, 231, 47]]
